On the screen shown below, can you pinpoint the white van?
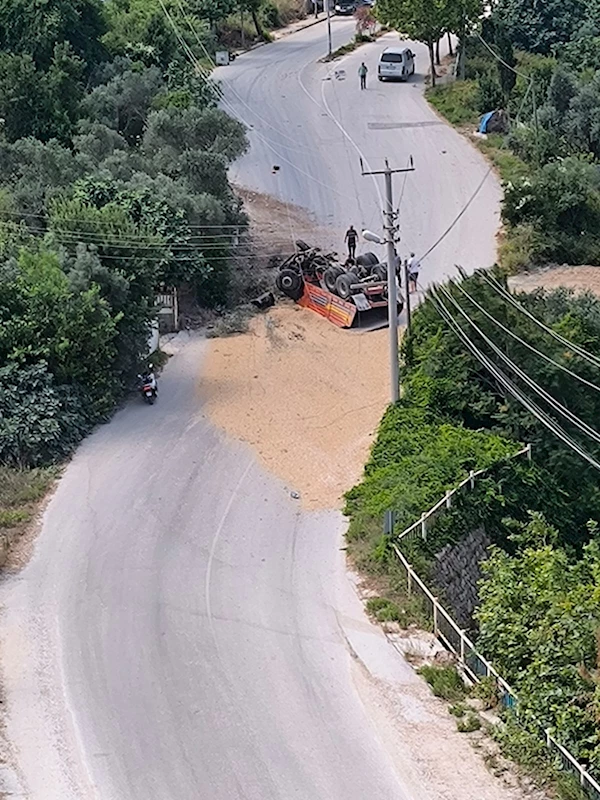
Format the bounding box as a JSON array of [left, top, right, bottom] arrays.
[[378, 47, 415, 81]]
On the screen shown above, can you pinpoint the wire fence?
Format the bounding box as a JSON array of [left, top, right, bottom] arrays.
[[391, 506, 600, 798]]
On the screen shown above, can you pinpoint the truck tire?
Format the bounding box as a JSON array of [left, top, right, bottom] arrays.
[[277, 268, 304, 300], [371, 264, 388, 281], [335, 273, 358, 300], [324, 265, 344, 293], [363, 251, 380, 266]]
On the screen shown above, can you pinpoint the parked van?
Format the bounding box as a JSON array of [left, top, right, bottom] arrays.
[[378, 47, 415, 81]]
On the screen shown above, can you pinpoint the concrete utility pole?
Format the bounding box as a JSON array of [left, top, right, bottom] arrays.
[[361, 157, 415, 403], [326, 0, 332, 57]]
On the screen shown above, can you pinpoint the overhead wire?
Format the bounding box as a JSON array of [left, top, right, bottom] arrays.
[[438, 283, 600, 445], [481, 272, 600, 371], [454, 278, 600, 395], [418, 166, 493, 263], [428, 286, 600, 472]]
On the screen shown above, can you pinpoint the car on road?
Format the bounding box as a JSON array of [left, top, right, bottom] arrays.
[[333, 0, 373, 14], [377, 46, 415, 81]]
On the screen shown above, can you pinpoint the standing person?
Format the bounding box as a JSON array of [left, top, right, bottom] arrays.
[[407, 252, 421, 293], [358, 61, 368, 90], [345, 225, 358, 260]]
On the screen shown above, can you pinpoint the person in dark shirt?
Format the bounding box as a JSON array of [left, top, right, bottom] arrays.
[[345, 225, 358, 259]]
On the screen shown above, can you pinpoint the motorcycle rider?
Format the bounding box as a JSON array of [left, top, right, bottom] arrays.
[[138, 364, 157, 393]]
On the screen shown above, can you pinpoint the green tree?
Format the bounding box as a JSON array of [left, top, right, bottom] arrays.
[[83, 64, 164, 144], [0, 0, 107, 71], [476, 513, 600, 767], [495, 0, 588, 54], [0, 362, 88, 467]]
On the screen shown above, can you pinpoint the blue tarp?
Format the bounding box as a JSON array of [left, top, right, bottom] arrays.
[[479, 111, 494, 133]]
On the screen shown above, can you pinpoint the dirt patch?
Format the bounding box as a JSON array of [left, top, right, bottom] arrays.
[[202, 303, 390, 509], [228, 187, 339, 305], [509, 265, 600, 295]]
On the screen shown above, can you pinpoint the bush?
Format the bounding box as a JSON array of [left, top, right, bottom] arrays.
[[477, 72, 504, 113], [502, 156, 600, 264], [457, 712, 481, 732], [418, 665, 467, 702], [0, 362, 89, 467]]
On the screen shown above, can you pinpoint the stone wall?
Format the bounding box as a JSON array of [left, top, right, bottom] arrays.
[[431, 527, 491, 632]]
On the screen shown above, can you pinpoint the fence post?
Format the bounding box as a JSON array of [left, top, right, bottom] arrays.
[[469, 469, 475, 489], [460, 632, 465, 663], [421, 512, 427, 540], [445, 490, 452, 509], [407, 569, 412, 597], [433, 598, 439, 636], [526, 443, 532, 462]]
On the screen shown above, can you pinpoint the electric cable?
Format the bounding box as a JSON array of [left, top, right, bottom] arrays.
[[428, 287, 600, 472], [481, 272, 600, 371], [438, 283, 600, 445], [454, 279, 600, 395]]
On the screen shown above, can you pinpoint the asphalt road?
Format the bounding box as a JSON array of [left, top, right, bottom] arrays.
[[1, 334, 421, 800], [220, 20, 501, 284], [0, 21, 502, 800]]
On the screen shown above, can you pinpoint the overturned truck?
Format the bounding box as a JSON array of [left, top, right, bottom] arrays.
[[274, 240, 403, 328]]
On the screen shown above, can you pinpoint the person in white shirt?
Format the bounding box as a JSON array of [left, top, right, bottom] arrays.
[[407, 252, 420, 293]]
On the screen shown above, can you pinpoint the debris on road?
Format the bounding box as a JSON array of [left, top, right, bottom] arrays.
[[202, 305, 390, 509]]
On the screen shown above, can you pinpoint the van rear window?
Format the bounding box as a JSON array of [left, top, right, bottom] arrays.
[[381, 52, 403, 63]]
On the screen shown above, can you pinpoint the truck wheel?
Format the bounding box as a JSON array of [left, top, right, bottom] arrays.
[[371, 264, 387, 281], [277, 268, 304, 300], [324, 265, 344, 293], [356, 252, 377, 267], [335, 273, 354, 300]]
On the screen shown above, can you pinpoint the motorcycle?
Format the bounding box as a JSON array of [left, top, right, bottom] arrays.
[[138, 370, 158, 405]]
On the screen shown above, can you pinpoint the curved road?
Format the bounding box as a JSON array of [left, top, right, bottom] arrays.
[[0, 20, 501, 800], [220, 20, 501, 283]]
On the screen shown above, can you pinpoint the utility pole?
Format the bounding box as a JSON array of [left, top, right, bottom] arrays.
[[326, 0, 332, 57], [361, 157, 415, 403]]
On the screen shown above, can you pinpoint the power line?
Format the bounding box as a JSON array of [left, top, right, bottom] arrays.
[[481, 272, 600, 371], [438, 283, 600, 446], [418, 167, 493, 263], [454, 278, 600, 395], [428, 286, 600, 472]]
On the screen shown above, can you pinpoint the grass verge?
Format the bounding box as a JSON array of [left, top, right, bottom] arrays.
[[0, 467, 57, 553]]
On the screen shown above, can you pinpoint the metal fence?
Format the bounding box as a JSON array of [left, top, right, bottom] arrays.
[[395, 444, 532, 544], [391, 541, 600, 798]]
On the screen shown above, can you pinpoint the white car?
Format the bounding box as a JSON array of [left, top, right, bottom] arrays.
[[378, 46, 415, 81]]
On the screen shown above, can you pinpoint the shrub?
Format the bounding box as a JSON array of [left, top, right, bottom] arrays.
[[418, 665, 467, 702], [457, 712, 481, 732], [0, 362, 89, 467], [477, 72, 504, 113]]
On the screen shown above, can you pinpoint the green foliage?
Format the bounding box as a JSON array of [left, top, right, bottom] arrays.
[[418, 665, 467, 702], [472, 675, 499, 709], [456, 711, 481, 732], [0, 362, 89, 467], [477, 72, 504, 113], [495, 0, 589, 54], [365, 596, 404, 622], [0, 466, 56, 535], [448, 701, 467, 717], [502, 157, 600, 265], [426, 80, 479, 126]]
